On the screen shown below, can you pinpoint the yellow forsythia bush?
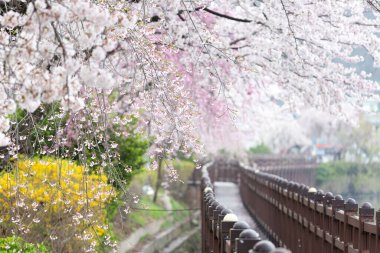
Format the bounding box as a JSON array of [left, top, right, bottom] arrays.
[[0, 158, 116, 252]]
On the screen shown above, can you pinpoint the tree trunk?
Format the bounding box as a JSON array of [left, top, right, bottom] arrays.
[[153, 158, 163, 203]]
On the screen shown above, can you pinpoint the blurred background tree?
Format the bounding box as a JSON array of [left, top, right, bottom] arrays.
[[248, 144, 272, 154]]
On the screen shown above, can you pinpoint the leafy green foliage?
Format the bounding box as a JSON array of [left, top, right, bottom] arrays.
[[170, 198, 189, 222], [168, 160, 196, 201], [0, 236, 51, 253], [1, 104, 67, 172], [109, 116, 150, 187], [127, 195, 168, 228], [7, 106, 150, 188], [337, 116, 380, 163], [9, 104, 68, 155], [316, 161, 380, 194], [105, 198, 120, 222], [248, 144, 272, 154], [126, 194, 189, 232], [317, 161, 352, 184]]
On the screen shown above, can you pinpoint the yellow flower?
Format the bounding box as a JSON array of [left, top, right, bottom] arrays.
[[0, 157, 116, 251]]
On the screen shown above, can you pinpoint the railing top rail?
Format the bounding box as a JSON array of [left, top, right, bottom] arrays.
[[244, 167, 379, 235], [201, 161, 287, 253], [203, 158, 380, 253]]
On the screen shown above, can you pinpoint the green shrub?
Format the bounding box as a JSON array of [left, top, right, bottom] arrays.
[[0, 236, 51, 253], [7, 105, 150, 189], [9, 104, 68, 155], [110, 116, 150, 186], [248, 144, 271, 154], [316, 161, 380, 194], [168, 160, 196, 201], [316, 161, 360, 186]]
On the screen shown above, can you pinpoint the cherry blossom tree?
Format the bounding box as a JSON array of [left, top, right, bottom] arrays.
[[0, 0, 201, 161], [0, 1, 200, 251], [162, 0, 380, 148], [118, 0, 380, 150], [1, 0, 380, 251], [2, 0, 380, 154]]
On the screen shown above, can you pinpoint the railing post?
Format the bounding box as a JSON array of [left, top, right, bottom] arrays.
[[235, 229, 261, 253], [201, 167, 214, 253], [314, 190, 325, 253], [307, 187, 317, 253], [294, 184, 304, 253], [203, 192, 214, 252], [248, 240, 276, 253], [343, 198, 358, 253], [202, 159, 380, 253], [331, 195, 345, 252], [208, 200, 219, 252], [219, 214, 237, 253], [299, 185, 309, 253], [212, 204, 223, 253], [323, 192, 334, 253], [358, 202, 374, 253], [226, 221, 250, 253], [376, 210, 380, 252]]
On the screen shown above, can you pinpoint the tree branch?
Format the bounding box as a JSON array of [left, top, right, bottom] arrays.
[[51, 22, 66, 60], [177, 6, 252, 23], [367, 0, 380, 14], [203, 7, 252, 23], [280, 0, 302, 59]]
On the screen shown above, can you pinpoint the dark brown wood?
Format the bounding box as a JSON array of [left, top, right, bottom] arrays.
[[200, 159, 380, 253]]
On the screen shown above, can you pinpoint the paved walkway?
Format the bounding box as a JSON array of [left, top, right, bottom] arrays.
[[119, 219, 164, 253], [214, 182, 266, 239]]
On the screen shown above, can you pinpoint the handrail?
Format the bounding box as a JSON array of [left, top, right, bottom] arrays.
[[201, 161, 289, 253], [200, 158, 380, 253], [240, 164, 380, 253]]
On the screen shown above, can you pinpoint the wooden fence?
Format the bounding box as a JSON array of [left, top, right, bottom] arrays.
[[201, 161, 289, 253], [201, 159, 380, 253]]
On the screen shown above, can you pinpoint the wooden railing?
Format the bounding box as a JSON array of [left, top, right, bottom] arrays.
[[201, 161, 289, 253], [249, 155, 316, 186], [201, 158, 380, 253]]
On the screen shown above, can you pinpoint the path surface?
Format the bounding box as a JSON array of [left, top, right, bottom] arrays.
[[161, 226, 199, 253], [214, 181, 266, 239], [118, 192, 172, 253], [118, 219, 163, 253]]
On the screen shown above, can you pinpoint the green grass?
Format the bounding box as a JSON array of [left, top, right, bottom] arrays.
[[128, 193, 172, 228], [129, 212, 148, 227], [112, 159, 195, 235], [247, 144, 272, 154], [160, 220, 172, 230], [170, 198, 189, 222], [138, 233, 150, 244], [127, 193, 190, 232]]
